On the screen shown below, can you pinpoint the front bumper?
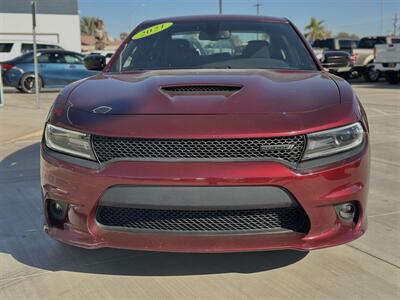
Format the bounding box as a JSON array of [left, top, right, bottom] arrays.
[[374, 63, 400, 72], [40, 140, 370, 252], [323, 66, 352, 74]]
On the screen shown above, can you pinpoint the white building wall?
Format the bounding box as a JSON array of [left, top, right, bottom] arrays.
[[0, 13, 81, 52]]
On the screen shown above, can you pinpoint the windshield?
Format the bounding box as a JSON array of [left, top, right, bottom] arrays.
[[109, 21, 317, 72], [313, 39, 334, 50]]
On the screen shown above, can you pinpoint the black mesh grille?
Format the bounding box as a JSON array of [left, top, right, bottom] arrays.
[[92, 135, 306, 164], [96, 206, 309, 233], [322, 56, 349, 68], [161, 85, 241, 95]]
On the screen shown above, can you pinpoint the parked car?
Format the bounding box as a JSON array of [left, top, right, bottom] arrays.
[[0, 40, 63, 62], [374, 43, 400, 84], [2, 49, 97, 93], [312, 38, 357, 78], [83, 51, 115, 64], [41, 15, 369, 252], [352, 36, 400, 82]]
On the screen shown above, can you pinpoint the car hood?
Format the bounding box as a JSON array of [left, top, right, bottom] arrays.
[[67, 69, 340, 115]]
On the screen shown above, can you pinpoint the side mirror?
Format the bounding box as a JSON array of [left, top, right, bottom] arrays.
[[84, 54, 106, 71]]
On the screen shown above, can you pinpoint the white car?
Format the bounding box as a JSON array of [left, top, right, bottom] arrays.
[[0, 40, 63, 62], [374, 43, 400, 84]]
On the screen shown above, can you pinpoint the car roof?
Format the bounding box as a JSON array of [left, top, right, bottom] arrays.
[[22, 49, 83, 56], [140, 14, 288, 26], [360, 36, 389, 39], [0, 40, 59, 44]]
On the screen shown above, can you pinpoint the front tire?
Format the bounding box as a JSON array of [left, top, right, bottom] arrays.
[[19, 73, 42, 93], [363, 66, 380, 82], [384, 71, 400, 84]]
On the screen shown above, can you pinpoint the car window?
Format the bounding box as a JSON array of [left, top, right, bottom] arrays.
[[339, 40, 352, 49], [391, 38, 400, 44], [0, 43, 13, 52], [41, 44, 63, 50], [358, 37, 386, 48], [21, 43, 61, 53], [64, 53, 84, 64], [111, 21, 317, 72], [21, 43, 33, 53], [313, 39, 334, 50], [38, 52, 65, 63], [38, 44, 54, 50]]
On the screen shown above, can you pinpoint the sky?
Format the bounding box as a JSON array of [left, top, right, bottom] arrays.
[[78, 0, 400, 39]]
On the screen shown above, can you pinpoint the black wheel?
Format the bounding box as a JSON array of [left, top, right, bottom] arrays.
[[363, 66, 380, 82], [19, 73, 42, 93], [384, 71, 400, 84]]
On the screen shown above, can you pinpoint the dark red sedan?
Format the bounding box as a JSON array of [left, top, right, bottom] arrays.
[[41, 15, 370, 252]]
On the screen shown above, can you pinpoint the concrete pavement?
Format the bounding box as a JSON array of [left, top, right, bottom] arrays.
[[0, 83, 399, 299]]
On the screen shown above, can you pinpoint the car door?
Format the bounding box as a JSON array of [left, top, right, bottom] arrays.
[[37, 51, 67, 87], [63, 53, 97, 83]]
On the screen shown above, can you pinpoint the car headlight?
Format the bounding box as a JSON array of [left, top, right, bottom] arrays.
[[302, 122, 364, 160], [44, 124, 96, 160]]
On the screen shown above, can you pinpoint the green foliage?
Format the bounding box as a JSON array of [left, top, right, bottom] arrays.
[[304, 17, 330, 41], [120, 32, 128, 40], [336, 32, 359, 39]]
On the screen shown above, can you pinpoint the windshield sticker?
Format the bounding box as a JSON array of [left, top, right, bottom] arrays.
[[132, 22, 173, 40]]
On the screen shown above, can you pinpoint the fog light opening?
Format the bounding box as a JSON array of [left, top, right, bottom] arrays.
[[335, 202, 357, 222], [47, 200, 69, 225]]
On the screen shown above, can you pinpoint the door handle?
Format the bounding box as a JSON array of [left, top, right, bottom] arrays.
[[69, 65, 77, 69]]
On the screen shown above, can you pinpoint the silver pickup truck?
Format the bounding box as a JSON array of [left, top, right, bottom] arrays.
[[352, 36, 400, 82], [374, 43, 400, 84]]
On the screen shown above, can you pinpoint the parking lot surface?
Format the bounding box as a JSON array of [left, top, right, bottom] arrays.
[[0, 83, 399, 299]]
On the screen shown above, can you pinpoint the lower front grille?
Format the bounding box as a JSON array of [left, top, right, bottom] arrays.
[[96, 206, 310, 234], [323, 56, 349, 68]]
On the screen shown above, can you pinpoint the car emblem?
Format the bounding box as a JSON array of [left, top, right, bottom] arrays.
[[260, 144, 295, 151]]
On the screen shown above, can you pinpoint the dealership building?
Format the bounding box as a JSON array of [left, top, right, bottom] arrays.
[[0, 0, 80, 52]]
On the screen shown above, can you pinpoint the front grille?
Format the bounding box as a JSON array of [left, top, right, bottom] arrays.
[[161, 85, 241, 95], [92, 135, 306, 164], [323, 56, 349, 68], [96, 206, 309, 233]]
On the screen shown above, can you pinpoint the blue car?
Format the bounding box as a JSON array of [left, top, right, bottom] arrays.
[[2, 49, 97, 93]]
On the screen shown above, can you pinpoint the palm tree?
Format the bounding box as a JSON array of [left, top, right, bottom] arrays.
[[80, 17, 98, 35], [120, 32, 128, 41], [304, 17, 329, 42]]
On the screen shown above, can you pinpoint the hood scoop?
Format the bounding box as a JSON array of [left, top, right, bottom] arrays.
[[160, 85, 242, 97]]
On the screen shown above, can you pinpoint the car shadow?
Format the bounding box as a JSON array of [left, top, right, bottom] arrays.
[[0, 143, 308, 276]]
